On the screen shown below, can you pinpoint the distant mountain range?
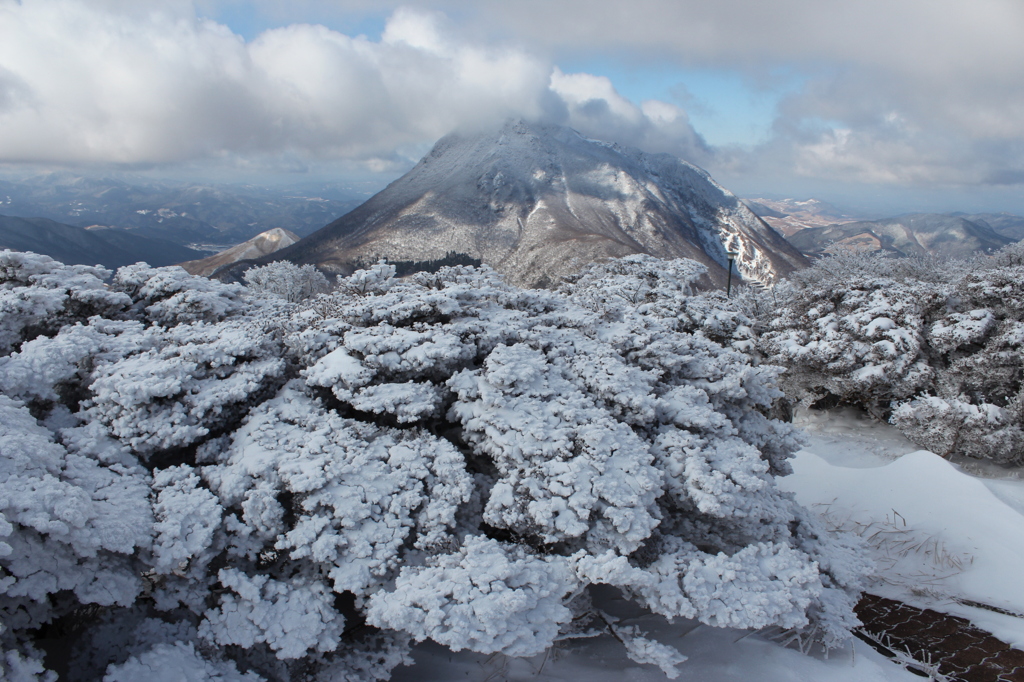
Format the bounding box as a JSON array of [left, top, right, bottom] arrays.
[[0, 214, 206, 269], [0, 174, 369, 249], [742, 197, 1024, 259], [786, 213, 1014, 259], [951, 213, 1024, 241], [233, 120, 806, 288], [6, 150, 1022, 282]]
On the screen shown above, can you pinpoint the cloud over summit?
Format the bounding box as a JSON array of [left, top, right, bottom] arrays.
[[0, 1, 704, 169], [420, 0, 1024, 189], [1, 0, 1022, 203]]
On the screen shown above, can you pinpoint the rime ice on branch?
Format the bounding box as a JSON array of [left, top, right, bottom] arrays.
[[758, 246, 1024, 464], [0, 252, 868, 681]]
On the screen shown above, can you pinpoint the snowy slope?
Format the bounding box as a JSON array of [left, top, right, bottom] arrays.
[[265, 120, 806, 288], [782, 408, 1024, 648]]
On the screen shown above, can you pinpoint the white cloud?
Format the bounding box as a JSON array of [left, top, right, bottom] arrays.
[[0, 0, 704, 169], [547, 68, 709, 162], [305, 0, 1024, 189], [5, 0, 1022, 196]]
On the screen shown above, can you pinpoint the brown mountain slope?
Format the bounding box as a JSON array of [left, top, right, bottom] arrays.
[[181, 228, 300, 277], [227, 121, 806, 288]]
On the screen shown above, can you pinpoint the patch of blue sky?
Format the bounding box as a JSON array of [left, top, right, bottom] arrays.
[[201, 2, 388, 42], [559, 57, 804, 148]]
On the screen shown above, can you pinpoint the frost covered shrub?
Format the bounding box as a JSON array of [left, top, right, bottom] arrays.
[[891, 395, 1024, 463], [103, 642, 264, 682], [0, 262, 288, 678], [929, 265, 1024, 405], [0, 253, 869, 681], [81, 319, 288, 457], [759, 267, 936, 416], [279, 259, 863, 664], [889, 259, 1024, 463], [0, 397, 152, 655], [112, 263, 249, 326], [988, 238, 1024, 267], [561, 254, 758, 351], [761, 248, 1024, 463], [0, 250, 130, 355], [243, 261, 332, 303], [0, 264, 287, 455]]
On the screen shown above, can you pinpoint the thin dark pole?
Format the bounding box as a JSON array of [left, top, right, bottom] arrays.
[[726, 258, 734, 297]]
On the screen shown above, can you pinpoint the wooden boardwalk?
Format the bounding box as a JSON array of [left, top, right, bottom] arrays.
[[855, 594, 1024, 681]]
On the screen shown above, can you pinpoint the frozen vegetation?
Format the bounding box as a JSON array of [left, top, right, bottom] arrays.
[[754, 242, 1024, 465], [0, 251, 869, 681], [3, 242, 1023, 681], [393, 408, 1024, 681]]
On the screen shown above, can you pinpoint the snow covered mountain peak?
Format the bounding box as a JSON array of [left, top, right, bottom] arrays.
[[270, 119, 805, 288]]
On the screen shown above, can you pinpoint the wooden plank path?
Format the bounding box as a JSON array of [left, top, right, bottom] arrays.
[[855, 594, 1024, 681]]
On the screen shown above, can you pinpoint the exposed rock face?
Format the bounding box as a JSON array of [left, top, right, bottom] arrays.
[[180, 228, 300, 277], [256, 120, 805, 288], [787, 214, 1013, 259]]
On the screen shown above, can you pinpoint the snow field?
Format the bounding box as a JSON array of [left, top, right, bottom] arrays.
[[782, 408, 1024, 647]]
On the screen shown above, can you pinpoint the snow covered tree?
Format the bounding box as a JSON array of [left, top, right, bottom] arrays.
[[244, 261, 332, 303], [760, 247, 1024, 464], [0, 253, 869, 681]]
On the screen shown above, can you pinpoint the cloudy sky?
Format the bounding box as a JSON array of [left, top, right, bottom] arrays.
[[2, 0, 1023, 214]]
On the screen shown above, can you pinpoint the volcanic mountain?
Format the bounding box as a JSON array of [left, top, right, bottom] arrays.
[[243, 121, 806, 288]]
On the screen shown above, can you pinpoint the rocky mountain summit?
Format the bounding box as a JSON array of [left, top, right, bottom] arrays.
[[252, 120, 805, 288]]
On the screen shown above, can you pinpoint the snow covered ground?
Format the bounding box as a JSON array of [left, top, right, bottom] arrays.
[[782, 408, 1024, 649], [391, 623, 917, 682], [389, 408, 1024, 681]]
